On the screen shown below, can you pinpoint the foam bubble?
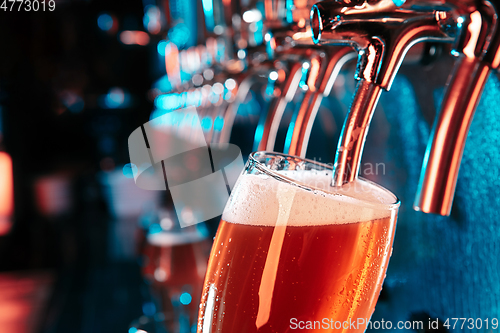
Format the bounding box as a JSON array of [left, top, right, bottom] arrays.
[[222, 171, 397, 227]]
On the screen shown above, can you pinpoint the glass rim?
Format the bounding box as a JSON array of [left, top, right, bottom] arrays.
[[248, 151, 401, 211]]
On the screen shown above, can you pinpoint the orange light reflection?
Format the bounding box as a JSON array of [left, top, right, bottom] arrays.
[[0, 152, 13, 235], [119, 31, 150, 46], [307, 58, 320, 92]]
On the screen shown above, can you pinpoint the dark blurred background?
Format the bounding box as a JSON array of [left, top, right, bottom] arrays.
[[0, 1, 179, 331]]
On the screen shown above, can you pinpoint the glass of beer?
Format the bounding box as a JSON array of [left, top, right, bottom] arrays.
[[146, 226, 211, 333], [139, 207, 211, 333], [197, 152, 399, 333]]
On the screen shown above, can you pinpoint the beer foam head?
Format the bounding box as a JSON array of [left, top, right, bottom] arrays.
[[222, 171, 398, 227]]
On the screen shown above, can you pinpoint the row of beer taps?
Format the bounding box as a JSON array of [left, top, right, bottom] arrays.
[[158, 0, 500, 216]]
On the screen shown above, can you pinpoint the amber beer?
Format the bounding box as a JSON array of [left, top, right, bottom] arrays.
[[197, 153, 399, 333], [146, 231, 210, 289], [141, 231, 209, 287], [143, 229, 210, 332]]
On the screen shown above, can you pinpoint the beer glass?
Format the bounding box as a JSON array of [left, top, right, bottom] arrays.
[[147, 227, 210, 332], [197, 152, 399, 333], [139, 208, 211, 333]]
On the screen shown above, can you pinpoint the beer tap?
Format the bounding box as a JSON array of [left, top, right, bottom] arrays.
[[213, 0, 349, 153], [254, 58, 306, 151], [217, 61, 273, 144], [310, 0, 464, 186], [200, 0, 270, 146], [268, 0, 358, 158], [414, 0, 500, 215], [252, 0, 313, 152], [254, 0, 356, 153], [284, 47, 355, 157], [199, 0, 306, 152]]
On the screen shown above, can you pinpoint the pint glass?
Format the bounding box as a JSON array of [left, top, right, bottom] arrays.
[[198, 152, 399, 333], [140, 212, 211, 333]]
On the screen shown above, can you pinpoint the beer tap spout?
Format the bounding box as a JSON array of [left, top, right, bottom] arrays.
[[414, 0, 500, 215]]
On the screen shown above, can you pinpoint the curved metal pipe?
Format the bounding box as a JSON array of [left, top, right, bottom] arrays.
[[309, 0, 461, 187], [218, 0, 327, 151], [333, 80, 383, 185], [216, 62, 274, 144], [415, 57, 490, 215], [415, 1, 500, 215], [311, 1, 459, 88], [217, 75, 258, 144], [254, 61, 305, 151], [285, 47, 357, 157]]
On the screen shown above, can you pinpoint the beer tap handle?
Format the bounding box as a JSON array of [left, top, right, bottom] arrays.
[[415, 0, 500, 215]]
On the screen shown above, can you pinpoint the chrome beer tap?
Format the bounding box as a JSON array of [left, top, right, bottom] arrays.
[[415, 0, 500, 215], [252, 0, 316, 151], [284, 47, 356, 157], [203, 0, 308, 151], [254, 57, 308, 151], [270, 1, 358, 158], [171, 0, 259, 146], [254, 0, 356, 152], [310, 0, 464, 186], [217, 69, 268, 144], [202, 0, 270, 146]]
